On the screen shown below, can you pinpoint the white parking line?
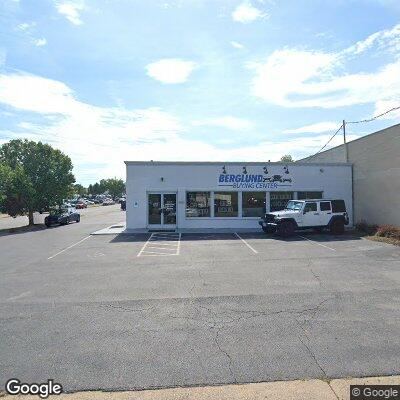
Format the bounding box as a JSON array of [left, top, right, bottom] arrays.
[[146, 246, 177, 251], [298, 235, 336, 251], [138, 232, 181, 257], [234, 232, 258, 254], [177, 233, 182, 255], [137, 233, 154, 257], [139, 251, 178, 256], [148, 241, 178, 245], [48, 236, 91, 259]]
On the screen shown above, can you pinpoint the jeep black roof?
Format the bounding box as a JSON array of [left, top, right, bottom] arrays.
[[293, 199, 344, 202]]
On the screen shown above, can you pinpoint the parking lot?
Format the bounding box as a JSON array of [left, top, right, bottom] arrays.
[[1, 205, 400, 393]]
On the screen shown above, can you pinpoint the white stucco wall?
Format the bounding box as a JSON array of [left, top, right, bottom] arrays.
[[302, 124, 400, 226], [125, 162, 352, 230]]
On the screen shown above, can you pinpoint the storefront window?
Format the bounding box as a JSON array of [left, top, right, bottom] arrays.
[[297, 191, 323, 200], [242, 192, 266, 217], [186, 192, 211, 217], [270, 192, 293, 212], [214, 192, 238, 217]]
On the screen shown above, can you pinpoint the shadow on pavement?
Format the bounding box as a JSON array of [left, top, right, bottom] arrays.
[[0, 224, 47, 237], [108, 231, 363, 243], [109, 233, 151, 243]]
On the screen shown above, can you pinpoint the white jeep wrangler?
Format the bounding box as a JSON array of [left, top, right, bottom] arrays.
[[259, 199, 349, 237]]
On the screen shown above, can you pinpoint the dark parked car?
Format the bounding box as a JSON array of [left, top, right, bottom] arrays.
[[45, 208, 80, 227]]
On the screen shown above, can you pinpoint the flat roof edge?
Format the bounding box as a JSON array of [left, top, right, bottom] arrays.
[[124, 161, 352, 166]]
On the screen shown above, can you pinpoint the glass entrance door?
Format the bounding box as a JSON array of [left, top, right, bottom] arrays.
[[163, 193, 176, 225], [148, 193, 177, 229], [148, 194, 162, 225]]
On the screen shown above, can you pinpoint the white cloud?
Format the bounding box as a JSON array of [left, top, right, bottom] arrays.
[[0, 72, 183, 181], [231, 41, 244, 49], [232, 1, 267, 23], [55, 1, 85, 25], [0, 72, 362, 183], [146, 58, 197, 84], [344, 23, 400, 56], [373, 98, 400, 120], [34, 38, 47, 47], [249, 49, 337, 106], [15, 22, 47, 47], [284, 122, 340, 134], [250, 23, 400, 109], [193, 116, 253, 130], [17, 22, 36, 31]]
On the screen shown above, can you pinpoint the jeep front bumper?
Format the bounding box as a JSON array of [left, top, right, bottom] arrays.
[[259, 220, 278, 229]]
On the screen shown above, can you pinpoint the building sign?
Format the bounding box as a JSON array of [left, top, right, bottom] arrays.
[[218, 165, 293, 189]]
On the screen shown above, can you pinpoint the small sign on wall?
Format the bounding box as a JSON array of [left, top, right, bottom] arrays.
[[133, 201, 139, 208]]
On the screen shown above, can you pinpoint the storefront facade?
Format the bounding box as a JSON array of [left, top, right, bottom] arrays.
[[125, 161, 353, 231]]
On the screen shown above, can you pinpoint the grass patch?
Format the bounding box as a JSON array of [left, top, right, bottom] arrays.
[[355, 221, 400, 246], [366, 235, 400, 246]]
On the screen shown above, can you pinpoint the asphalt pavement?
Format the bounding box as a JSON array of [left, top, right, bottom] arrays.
[[1, 206, 400, 393]]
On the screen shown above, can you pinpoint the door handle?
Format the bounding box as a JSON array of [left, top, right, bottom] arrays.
[[314, 213, 319, 215], [327, 212, 332, 214]]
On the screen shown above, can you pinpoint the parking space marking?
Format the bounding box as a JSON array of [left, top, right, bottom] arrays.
[[139, 251, 178, 256], [138, 232, 181, 257], [137, 233, 154, 257], [177, 233, 182, 255], [47, 236, 91, 260], [298, 235, 336, 251], [234, 232, 258, 254]]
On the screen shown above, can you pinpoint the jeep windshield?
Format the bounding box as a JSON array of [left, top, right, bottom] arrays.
[[284, 201, 303, 211]]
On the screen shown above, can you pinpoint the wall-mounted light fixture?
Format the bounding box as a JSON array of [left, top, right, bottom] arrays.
[[161, 177, 164, 182]]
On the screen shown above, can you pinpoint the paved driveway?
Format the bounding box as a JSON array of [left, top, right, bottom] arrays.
[[1, 219, 400, 392]]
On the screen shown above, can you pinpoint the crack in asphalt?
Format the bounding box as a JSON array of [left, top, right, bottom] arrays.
[[213, 327, 237, 384], [166, 294, 335, 387], [294, 304, 340, 400], [103, 304, 156, 313], [165, 297, 335, 330], [102, 283, 335, 390]]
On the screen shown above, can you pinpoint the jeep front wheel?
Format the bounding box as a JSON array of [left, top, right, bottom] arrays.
[[262, 226, 275, 234], [277, 220, 295, 237], [330, 219, 344, 235]]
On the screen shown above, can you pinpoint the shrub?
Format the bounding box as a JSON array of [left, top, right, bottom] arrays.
[[355, 220, 378, 235], [376, 225, 400, 240]]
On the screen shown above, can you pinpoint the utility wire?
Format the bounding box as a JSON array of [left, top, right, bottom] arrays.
[[347, 105, 400, 124], [313, 124, 343, 156], [307, 104, 400, 159]]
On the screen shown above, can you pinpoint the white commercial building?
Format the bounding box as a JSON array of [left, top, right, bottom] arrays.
[[125, 161, 353, 231]]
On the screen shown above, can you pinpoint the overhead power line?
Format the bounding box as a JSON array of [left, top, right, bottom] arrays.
[[307, 104, 400, 159], [314, 124, 343, 156], [347, 105, 400, 124]]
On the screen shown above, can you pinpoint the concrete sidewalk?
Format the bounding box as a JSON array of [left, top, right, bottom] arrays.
[[3, 375, 400, 399]]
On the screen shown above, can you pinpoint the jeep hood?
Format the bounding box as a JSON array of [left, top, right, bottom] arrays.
[[268, 210, 297, 218]]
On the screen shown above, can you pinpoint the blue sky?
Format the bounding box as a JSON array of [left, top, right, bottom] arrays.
[[1, 0, 400, 185]]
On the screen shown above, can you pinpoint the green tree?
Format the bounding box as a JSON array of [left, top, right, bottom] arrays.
[[102, 178, 125, 200], [88, 182, 102, 195], [0, 139, 75, 225], [0, 163, 35, 218], [280, 154, 294, 162], [73, 183, 87, 197]]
